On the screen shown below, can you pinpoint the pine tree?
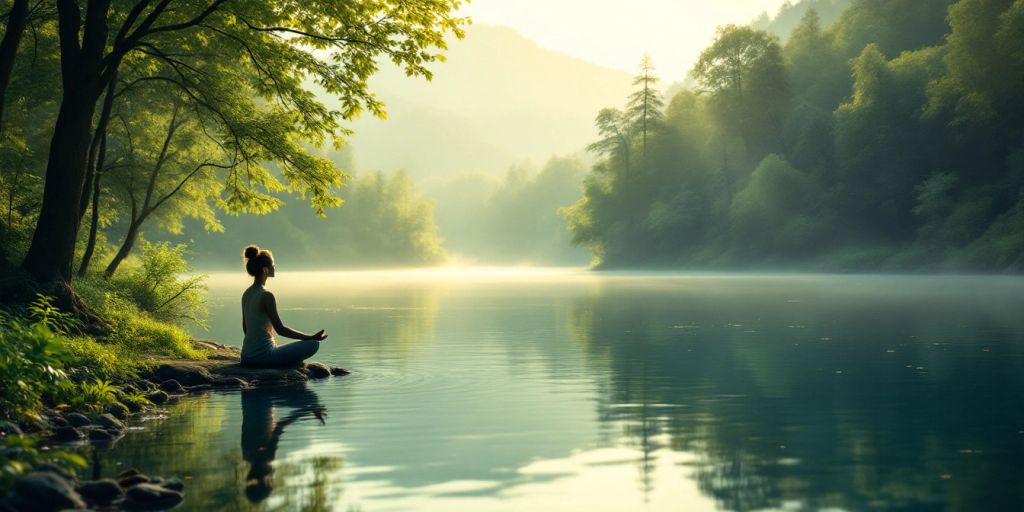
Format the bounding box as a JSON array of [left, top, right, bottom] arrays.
[[626, 55, 665, 161]]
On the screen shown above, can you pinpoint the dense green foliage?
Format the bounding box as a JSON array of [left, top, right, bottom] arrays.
[[0, 298, 71, 420], [0, 0, 466, 283], [0, 243, 206, 425], [567, 0, 1024, 271], [179, 169, 446, 268]]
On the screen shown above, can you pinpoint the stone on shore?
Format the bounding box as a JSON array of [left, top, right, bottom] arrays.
[[78, 479, 123, 506], [146, 390, 169, 405], [154, 364, 214, 386], [94, 413, 126, 432], [159, 478, 184, 492], [123, 398, 146, 412], [330, 366, 350, 376], [88, 428, 121, 443], [124, 482, 184, 510], [117, 472, 150, 488], [304, 362, 331, 379], [53, 425, 84, 442], [9, 471, 86, 512], [213, 376, 248, 388], [107, 402, 131, 420], [36, 463, 77, 483], [145, 340, 350, 390], [64, 412, 91, 428], [159, 379, 185, 394]]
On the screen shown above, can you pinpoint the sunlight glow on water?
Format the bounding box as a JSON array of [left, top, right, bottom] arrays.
[[94, 270, 1024, 511]]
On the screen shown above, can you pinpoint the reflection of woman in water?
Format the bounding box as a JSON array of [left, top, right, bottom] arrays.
[[241, 245, 328, 368], [242, 385, 326, 503]]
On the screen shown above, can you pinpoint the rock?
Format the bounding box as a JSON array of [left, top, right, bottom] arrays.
[[304, 362, 331, 379], [88, 428, 118, 442], [0, 420, 22, 436], [159, 478, 184, 492], [117, 473, 150, 488], [107, 402, 130, 420], [9, 471, 86, 512], [87, 427, 124, 444], [135, 379, 156, 391], [146, 391, 169, 405], [329, 366, 350, 376], [78, 479, 123, 506], [187, 384, 213, 393], [52, 426, 84, 442], [49, 415, 70, 428], [123, 398, 145, 413], [154, 364, 214, 386], [35, 463, 77, 483], [93, 413, 125, 432], [124, 482, 183, 510], [159, 379, 185, 394], [64, 412, 91, 428], [117, 469, 142, 479], [213, 377, 248, 388]]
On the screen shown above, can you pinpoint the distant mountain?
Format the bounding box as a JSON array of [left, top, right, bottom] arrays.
[[753, 0, 850, 40], [344, 25, 634, 178]]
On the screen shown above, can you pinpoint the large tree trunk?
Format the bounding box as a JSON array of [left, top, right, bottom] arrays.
[[0, 0, 29, 132], [21, 0, 111, 285], [22, 85, 101, 283]]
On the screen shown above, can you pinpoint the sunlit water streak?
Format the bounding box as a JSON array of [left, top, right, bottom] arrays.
[[92, 270, 1024, 511]]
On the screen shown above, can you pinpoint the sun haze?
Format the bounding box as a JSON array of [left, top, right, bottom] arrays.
[[459, 0, 790, 78]]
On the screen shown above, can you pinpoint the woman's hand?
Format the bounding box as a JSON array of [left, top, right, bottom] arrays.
[[307, 329, 328, 341]]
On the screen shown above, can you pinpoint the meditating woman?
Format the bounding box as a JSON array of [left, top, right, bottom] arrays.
[[241, 245, 327, 368]]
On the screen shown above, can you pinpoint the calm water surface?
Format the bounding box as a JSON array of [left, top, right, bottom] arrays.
[[93, 270, 1024, 511]]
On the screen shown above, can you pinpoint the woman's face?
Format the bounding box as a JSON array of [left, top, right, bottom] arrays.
[[263, 262, 276, 279]]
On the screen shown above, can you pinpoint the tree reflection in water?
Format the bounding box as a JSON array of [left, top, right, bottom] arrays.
[[570, 278, 1024, 510]]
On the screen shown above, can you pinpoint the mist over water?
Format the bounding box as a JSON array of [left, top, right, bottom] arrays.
[[92, 270, 1024, 511]]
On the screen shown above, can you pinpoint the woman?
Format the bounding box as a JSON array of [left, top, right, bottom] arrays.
[[241, 245, 327, 368]]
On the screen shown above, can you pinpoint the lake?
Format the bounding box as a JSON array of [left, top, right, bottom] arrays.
[[92, 270, 1024, 511]]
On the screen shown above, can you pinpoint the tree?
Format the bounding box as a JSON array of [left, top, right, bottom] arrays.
[[626, 55, 664, 161], [20, 0, 466, 288], [0, 0, 29, 132], [101, 98, 226, 276], [691, 25, 789, 165]]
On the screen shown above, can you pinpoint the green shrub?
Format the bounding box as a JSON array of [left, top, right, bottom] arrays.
[[104, 301, 204, 360], [109, 241, 208, 328], [0, 311, 69, 421], [62, 336, 135, 381]]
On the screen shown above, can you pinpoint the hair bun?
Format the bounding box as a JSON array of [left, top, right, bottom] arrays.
[[243, 245, 260, 259]]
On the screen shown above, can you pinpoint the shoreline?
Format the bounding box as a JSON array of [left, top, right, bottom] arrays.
[[1, 341, 348, 511]]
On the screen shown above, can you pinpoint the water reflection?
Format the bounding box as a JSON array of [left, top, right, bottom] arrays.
[[241, 385, 327, 503], [570, 276, 1024, 510], [91, 273, 1024, 511]]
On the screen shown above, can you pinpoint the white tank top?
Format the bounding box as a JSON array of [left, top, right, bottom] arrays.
[[241, 284, 275, 359]]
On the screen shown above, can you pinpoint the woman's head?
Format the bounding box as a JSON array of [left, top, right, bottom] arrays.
[[243, 245, 275, 278]]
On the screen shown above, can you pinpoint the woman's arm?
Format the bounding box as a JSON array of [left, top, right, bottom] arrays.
[[262, 291, 327, 341]]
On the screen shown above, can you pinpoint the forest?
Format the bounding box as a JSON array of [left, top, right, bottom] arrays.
[[565, 0, 1024, 271]]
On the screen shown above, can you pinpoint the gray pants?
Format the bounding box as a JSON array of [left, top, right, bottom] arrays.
[[241, 339, 321, 368]]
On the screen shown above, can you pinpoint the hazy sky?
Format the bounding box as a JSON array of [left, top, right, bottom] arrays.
[[459, 0, 789, 81]]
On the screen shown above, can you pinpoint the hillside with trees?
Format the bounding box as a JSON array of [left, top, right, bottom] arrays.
[[565, 0, 1024, 272]]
